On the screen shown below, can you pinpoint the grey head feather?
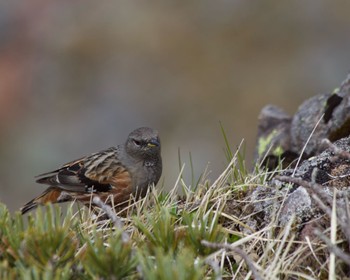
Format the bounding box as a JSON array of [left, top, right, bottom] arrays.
[[123, 127, 162, 194]]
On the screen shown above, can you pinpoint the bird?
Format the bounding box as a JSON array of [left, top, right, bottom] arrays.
[[20, 127, 162, 214]]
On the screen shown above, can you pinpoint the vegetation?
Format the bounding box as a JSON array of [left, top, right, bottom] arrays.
[[0, 143, 349, 279]]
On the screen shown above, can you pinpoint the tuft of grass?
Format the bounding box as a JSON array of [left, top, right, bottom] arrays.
[[137, 247, 205, 280], [0, 205, 79, 279], [82, 229, 137, 279], [220, 122, 248, 185]]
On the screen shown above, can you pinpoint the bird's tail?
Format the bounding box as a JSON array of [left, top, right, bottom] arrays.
[[20, 187, 64, 214]]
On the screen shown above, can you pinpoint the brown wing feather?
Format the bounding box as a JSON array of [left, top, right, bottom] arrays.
[[53, 169, 134, 208], [86, 168, 133, 203], [35, 147, 122, 192], [21, 147, 135, 214], [20, 187, 70, 214], [35, 158, 85, 189]]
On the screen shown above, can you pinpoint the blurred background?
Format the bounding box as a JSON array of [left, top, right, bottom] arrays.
[[1, 1, 350, 212]]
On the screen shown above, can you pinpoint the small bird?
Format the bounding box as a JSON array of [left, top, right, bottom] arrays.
[[20, 127, 162, 214]]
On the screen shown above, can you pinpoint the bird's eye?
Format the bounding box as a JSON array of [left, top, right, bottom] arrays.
[[133, 139, 142, 146]]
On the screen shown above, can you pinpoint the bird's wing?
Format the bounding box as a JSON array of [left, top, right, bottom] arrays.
[[35, 147, 132, 193]]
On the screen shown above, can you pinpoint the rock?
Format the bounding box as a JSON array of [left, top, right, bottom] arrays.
[[255, 73, 350, 170]]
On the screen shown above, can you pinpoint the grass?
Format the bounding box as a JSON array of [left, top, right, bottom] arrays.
[[0, 139, 349, 279]]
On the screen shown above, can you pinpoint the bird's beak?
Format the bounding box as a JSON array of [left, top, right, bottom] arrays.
[[147, 139, 160, 147]]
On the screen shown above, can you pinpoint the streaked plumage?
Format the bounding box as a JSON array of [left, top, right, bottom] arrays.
[[21, 127, 162, 214]]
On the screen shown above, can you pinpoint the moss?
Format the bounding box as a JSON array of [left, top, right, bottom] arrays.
[[272, 145, 284, 157], [257, 129, 279, 157]]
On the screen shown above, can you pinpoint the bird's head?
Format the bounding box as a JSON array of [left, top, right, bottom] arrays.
[[125, 127, 161, 159]]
